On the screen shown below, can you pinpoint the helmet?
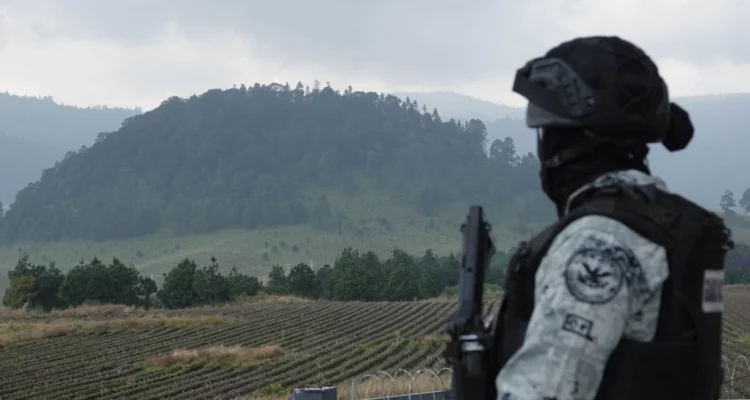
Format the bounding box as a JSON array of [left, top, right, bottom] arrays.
[[512, 36, 691, 151]]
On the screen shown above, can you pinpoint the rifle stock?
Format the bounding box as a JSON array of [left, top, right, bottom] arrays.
[[443, 206, 497, 400]]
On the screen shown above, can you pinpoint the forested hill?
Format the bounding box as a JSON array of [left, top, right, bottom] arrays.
[[0, 83, 552, 243]]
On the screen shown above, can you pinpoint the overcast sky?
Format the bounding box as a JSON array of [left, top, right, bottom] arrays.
[[0, 0, 749, 111]]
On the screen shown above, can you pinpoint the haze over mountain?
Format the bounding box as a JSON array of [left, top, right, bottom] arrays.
[[0, 92, 139, 205], [2, 0, 748, 212], [392, 91, 524, 122], [3, 3, 750, 399], [1, 1, 749, 286], [401, 91, 750, 209]]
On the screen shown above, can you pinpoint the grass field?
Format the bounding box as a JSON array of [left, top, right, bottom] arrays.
[[0, 190, 541, 288], [1, 188, 745, 292], [1, 288, 750, 399]]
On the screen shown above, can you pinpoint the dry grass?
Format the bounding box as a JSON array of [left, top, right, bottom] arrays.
[[0, 297, 311, 322], [242, 293, 312, 304], [145, 344, 284, 368], [0, 315, 230, 348], [340, 372, 450, 400], [0, 304, 154, 322], [242, 372, 451, 400], [50, 304, 144, 318]]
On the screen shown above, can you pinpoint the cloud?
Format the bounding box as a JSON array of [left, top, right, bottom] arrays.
[[0, 0, 749, 110]]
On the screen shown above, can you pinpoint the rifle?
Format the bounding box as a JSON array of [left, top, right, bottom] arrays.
[[443, 205, 496, 400]]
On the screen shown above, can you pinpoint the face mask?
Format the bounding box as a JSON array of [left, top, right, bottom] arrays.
[[536, 129, 566, 208]]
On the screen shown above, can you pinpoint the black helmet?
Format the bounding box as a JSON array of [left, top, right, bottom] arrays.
[[512, 36, 692, 152]]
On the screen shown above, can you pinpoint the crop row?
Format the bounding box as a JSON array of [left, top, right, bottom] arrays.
[[0, 300, 466, 399], [1, 290, 750, 399]]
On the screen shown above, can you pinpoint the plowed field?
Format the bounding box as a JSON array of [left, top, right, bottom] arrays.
[[1, 288, 749, 399]]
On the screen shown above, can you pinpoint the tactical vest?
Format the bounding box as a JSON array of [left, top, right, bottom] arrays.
[[490, 184, 732, 400]]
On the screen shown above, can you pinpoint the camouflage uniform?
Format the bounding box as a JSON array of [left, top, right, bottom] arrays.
[[495, 169, 670, 400]]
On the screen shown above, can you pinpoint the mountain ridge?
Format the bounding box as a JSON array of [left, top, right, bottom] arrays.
[[0, 92, 140, 205], [0, 84, 552, 244]]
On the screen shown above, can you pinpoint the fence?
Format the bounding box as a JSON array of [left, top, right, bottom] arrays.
[[343, 357, 750, 400], [348, 368, 452, 400], [722, 355, 750, 399]]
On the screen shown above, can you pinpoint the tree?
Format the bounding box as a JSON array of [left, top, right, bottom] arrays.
[[417, 250, 442, 298], [315, 264, 334, 299], [192, 258, 231, 305], [138, 276, 158, 309], [331, 247, 367, 301], [32, 261, 66, 310], [59, 257, 112, 306], [157, 258, 199, 309], [739, 188, 750, 214], [383, 249, 420, 301], [287, 263, 317, 298], [489, 137, 519, 166], [227, 266, 262, 298], [360, 251, 386, 300], [721, 189, 737, 212], [726, 243, 750, 282], [266, 265, 289, 295], [106, 257, 141, 306], [6, 255, 65, 310], [2, 275, 36, 309]]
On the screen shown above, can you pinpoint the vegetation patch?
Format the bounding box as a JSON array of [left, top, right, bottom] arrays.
[[245, 373, 451, 400], [244, 293, 312, 303], [409, 334, 450, 349], [145, 344, 283, 368], [354, 341, 381, 356], [0, 315, 230, 347], [737, 332, 750, 346], [257, 383, 291, 398], [339, 373, 450, 400]]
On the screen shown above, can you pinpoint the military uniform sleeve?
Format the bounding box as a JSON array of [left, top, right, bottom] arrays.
[[495, 214, 669, 400]]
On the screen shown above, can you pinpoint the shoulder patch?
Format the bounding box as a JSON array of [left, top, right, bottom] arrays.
[[563, 235, 646, 304], [564, 247, 624, 304], [701, 269, 724, 313]]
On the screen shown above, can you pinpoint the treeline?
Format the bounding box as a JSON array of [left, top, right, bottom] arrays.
[[4, 240, 750, 311], [3, 255, 159, 311], [720, 189, 750, 229], [726, 243, 750, 284], [264, 247, 508, 301], [1, 255, 261, 311], [0, 82, 551, 243], [1, 247, 510, 311]]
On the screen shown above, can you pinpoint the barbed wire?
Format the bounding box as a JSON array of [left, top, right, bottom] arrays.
[[722, 355, 750, 397], [349, 368, 453, 400], [346, 357, 750, 400]]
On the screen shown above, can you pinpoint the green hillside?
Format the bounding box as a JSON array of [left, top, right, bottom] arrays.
[[0, 83, 552, 290], [0, 190, 537, 284]]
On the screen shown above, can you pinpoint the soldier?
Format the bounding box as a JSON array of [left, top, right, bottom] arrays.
[[492, 36, 733, 400]]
